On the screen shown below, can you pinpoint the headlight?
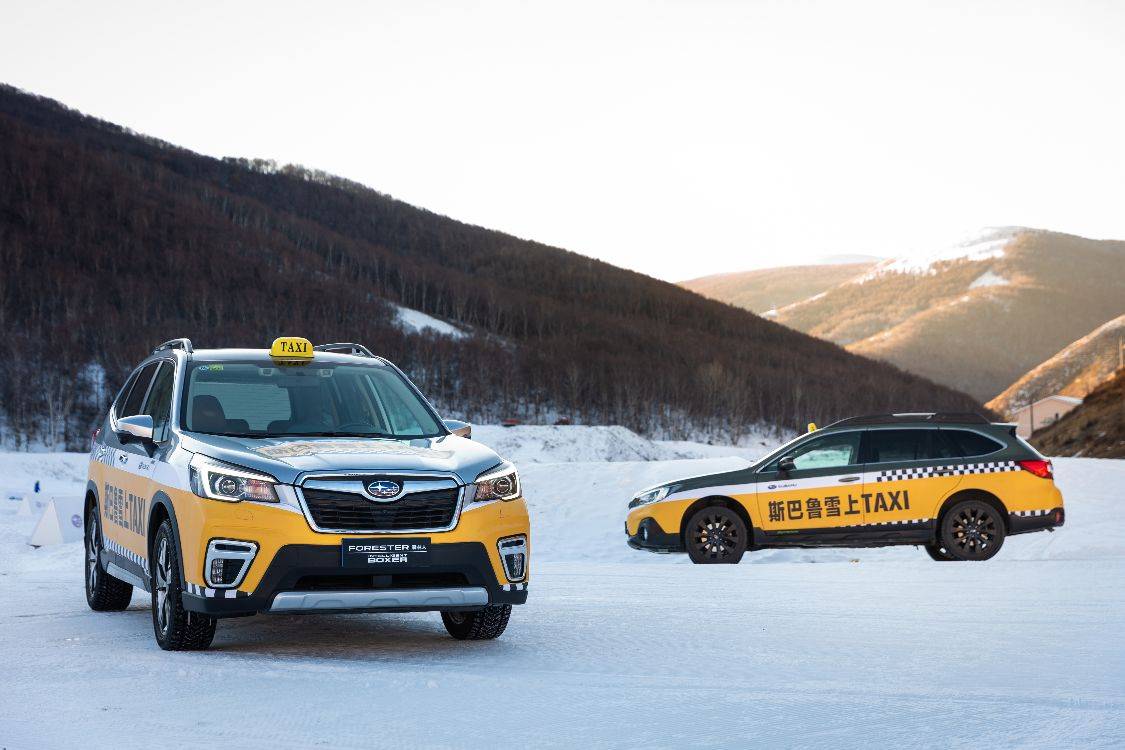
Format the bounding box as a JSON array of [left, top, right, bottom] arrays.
[[473, 462, 521, 502], [629, 485, 670, 509], [189, 454, 279, 503]]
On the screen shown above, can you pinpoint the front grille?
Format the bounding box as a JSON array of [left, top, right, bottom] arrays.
[[301, 487, 460, 532]]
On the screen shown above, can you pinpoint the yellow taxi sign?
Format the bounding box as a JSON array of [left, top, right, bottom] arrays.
[[270, 337, 314, 359], [807, 422, 818, 433]]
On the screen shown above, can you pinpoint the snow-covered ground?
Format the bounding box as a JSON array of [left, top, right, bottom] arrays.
[[1, 430, 1122, 748]]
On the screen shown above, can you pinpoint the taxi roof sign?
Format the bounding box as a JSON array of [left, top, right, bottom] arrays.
[[807, 422, 818, 433], [270, 337, 314, 360]]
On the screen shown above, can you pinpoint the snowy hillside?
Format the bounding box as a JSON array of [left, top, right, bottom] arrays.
[[1, 429, 1122, 748]]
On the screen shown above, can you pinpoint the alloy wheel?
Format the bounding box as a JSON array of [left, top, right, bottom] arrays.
[[85, 516, 99, 592], [692, 512, 741, 561], [950, 506, 998, 559], [154, 537, 172, 636]]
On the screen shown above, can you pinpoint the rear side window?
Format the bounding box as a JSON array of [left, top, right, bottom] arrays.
[[942, 429, 1003, 457], [118, 362, 159, 419], [865, 430, 926, 463]]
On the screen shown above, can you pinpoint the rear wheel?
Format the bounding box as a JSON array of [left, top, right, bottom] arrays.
[[940, 499, 1006, 561], [85, 509, 133, 611], [924, 542, 956, 561], [686, 506, 748, 564], [441, 605, 511, 640], [151, 519, 217, 650]]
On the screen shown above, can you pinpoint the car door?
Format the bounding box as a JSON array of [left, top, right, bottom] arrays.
[[861, 428, 962, 526], [100, 361, 160, 576], [755, 430, 866, 534]]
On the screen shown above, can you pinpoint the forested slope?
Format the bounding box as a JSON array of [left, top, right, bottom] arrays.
[[0, 84, 983, 449]]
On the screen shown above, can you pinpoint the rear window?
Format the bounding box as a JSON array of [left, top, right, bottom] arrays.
[[942, 429, 1003, 457]]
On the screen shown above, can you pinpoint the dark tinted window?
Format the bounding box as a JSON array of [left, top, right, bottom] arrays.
[[943, 429, 1003, 457], [866, 430, 925, 462], [142, 362, 176, 441], [119, 362, 158, 418]]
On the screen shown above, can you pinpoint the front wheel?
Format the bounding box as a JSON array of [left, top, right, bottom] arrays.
[[939, 500, 1006, 561], [441, 605, 511, 640], [685, 506, 748, 564], [151, 519, 217, 650]]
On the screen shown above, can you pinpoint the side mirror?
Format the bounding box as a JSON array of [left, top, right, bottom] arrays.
[[443, 419, 472, 439], [117, 415, 154, 442], [777, 456, 796, 474]]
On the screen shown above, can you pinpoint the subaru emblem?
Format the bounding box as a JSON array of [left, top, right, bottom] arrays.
[[366, 480, 401, 500]]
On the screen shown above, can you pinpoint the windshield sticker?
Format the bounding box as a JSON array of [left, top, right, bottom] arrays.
[[254, 440, 452, 460], [197, 364, 223, 372]]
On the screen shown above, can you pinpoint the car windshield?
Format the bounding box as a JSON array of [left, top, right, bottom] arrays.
[[180, 361, 444, 439]]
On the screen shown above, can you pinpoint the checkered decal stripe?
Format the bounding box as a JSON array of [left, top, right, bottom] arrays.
[[866, 518, 931, 526], [103, 537, 149, 575], [1013, 509, 1050, 517], [501, 583, 528, 592], [184, 582, 250, 599], [875, 460, 1019, 482]]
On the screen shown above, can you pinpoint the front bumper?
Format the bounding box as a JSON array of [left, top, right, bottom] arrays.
[[183, 540, 528, 617], [626, 517, 684, 553]]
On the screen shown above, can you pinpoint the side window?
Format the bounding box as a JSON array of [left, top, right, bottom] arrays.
[[142, 362, 176, 442], [865, 430, 925, 463], [767, 432, 862, 471], [118, 362, 159, 419], [943, 430, 1003, 457]]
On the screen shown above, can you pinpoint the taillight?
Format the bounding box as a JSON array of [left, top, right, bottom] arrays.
[[1018, 459, 1053, 479], [91, 427, 101, 449]]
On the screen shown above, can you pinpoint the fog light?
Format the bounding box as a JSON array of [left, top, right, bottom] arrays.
[[204, 539, 258, 588], [497, 535, 527, 583]]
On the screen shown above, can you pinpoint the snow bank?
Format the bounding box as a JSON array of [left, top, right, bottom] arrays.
[[969, 270, 1010, 288], [1, 444, 1120, 567], [393, 304, 467, 338], [860, 227, 1022, 279], [471, 424, 771, 464]]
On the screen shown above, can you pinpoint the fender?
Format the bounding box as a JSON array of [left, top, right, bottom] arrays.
[[148, 490, 188, 588], [85, 480, 104, 568]]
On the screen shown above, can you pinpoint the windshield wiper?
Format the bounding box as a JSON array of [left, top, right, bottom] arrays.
[[273, 431, 397, 439]]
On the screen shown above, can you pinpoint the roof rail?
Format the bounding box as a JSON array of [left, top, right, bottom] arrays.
[[314, 342, 376, 358], [152, 338, 193, 355], [827, 412, 990, 427]]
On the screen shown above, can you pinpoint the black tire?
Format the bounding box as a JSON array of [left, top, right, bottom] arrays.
[[685, 505, 748, 564], [924, 542, 956, 561], [85, 508, 133, 611], [441, 605, 512, 640], [151, 519, 217, 651], [939, 499, 1006, 561]]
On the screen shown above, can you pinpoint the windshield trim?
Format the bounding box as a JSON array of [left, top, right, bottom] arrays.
[[176, 358, 448, 440]]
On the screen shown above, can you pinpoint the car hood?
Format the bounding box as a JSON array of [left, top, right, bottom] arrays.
[[176, 432, 503, 485]]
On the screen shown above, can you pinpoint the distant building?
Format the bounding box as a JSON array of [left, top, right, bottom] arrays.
[[1014, 395, 1083, 438]]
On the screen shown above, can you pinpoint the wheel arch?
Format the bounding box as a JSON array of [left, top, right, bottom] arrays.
[[936, 488, 1010, 534], [148, 490, 187, 586], [679, 495, 755, 547]]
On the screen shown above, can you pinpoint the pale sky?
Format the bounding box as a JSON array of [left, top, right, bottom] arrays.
[[2, 0, 1123, 281]]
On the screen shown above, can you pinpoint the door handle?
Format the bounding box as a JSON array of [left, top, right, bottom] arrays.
[[838, 476, 861, 483]]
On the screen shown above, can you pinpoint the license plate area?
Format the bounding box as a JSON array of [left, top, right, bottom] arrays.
[[341, 538, 431, 568]]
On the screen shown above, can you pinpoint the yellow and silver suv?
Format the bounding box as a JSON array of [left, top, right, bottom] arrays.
[[627, 413, 1064, 564], [84, 337, 529, 650]]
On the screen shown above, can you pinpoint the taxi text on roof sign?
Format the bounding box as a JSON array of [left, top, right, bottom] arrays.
[[270, 336, 314, 359]]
